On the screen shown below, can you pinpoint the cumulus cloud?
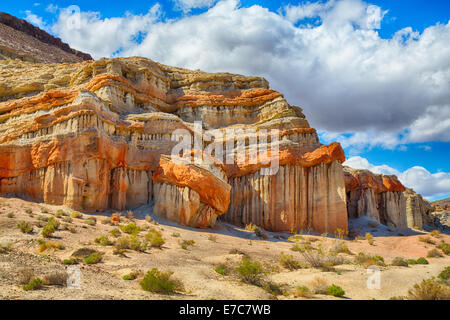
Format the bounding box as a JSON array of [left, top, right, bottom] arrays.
[[24, 10, 48, 30], [345, 156, 450, 199], [43, 0, 450, 149], [173, 0, 217, 13]]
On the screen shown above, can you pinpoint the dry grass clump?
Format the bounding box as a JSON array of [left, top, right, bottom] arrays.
[[71, 211, 83, 219], [309, 276, 329, 294], [280, 252, 303, 270], [208, 235, 218, 242], [125, 211, 136, 220], [406, 278, 450, 300], [180, 239, 195, 250], [419, 236, 436, 245], [95, 235, 113, 246], [17, 268, 34, 285], [109, 228, 121, 238], [38, 240, 65, 253], [43, 271, 68, 286], [17, 221, 33, 234], [330, 240, 351, 254], [427, 248, 443, 258], [354, 252, 385, 268], [145, 228, 165, 248], [294, 285, 314, 298], [391, 257, 409, 267]]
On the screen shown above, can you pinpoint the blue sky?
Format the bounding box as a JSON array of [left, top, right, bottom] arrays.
[[1, 0, 449, 200]]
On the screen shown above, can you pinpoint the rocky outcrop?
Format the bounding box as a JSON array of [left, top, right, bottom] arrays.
[[0, 56, 348, 231], [404, 188, 434, 229], [344, 167, 407, 228], [0, 12, 92, 62]]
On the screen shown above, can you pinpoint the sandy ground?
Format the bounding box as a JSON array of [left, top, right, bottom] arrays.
[[0, 196, 449, 300]]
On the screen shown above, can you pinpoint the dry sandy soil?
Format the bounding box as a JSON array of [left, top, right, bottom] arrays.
[[0, 196, 449, 300]]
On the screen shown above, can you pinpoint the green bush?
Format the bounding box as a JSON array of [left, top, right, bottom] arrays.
[[439, 242, 450, 255], [327, 284, 345, 297], [7, 212, 14, 218], [139, 268, 181, 295], [130, 236, 147, 252], [237, 257, 263, 285], [17, 221, 33, 234], [84, 252, 102, 265], [120, 223, 140, 236], [438, 267, 450, 280], [215, 264, 229, 275], [23, 278, 43, 291], [180, 240, 195, 250], [416, 257, 429, 265], [84, 218, 96, 226], [109, 228, 121, 238], [123, 274, 137, 281], [47, 217, 60, 229], [41, 223, 56, 238], [63, 258, 79, 265], [95, 235, 113, 246], [146, 229, 165, 248]]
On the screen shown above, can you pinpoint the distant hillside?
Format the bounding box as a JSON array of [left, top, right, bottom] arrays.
[[0, 12, 92, 63], [432, 198, 450, 210]]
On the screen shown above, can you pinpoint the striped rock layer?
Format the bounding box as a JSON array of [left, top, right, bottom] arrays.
[[0, 57, 347, 232]]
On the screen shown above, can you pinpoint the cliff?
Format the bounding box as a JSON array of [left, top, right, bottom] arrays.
[[343, 167, 408, 228], [0, 56, 348, 233]]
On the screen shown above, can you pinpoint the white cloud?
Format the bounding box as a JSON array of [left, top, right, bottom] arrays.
[[173, 0, 217, 13], [46, 4, 59, 13], [29, 0, 450, 150], [24, 10, 47, 30], [345, 156, 450, 199]]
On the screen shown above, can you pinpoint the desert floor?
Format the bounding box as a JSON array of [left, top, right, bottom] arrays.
[[0, 196, 448, 300]]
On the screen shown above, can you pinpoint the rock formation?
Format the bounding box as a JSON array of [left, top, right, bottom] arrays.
[[344, 167, 408, 228], [404, 188, 434, 229], [0, 56, 348, 233], [0, 12, 92, 63]]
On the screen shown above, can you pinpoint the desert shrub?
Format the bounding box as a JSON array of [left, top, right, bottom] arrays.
[[407, 259, 418, 265], [262, 281, 285, 296], [101, 218, 111, 225], [109, 228, 121, 238], [145, 215, 152, 223], [365, 233, 374, 245], [407, 278, 450, 300], [95, 235, 113, 246], [63, 216, 72, 223], [309, 276, 329, 294], [180, 240, 195, 250], [41, 223, 56, 238], [208, 235, 218, 242], [280, 252, 302, 270], [354, 252, 385, 268], [146, 229, 165, 248], [40, 207, 49, 213], [334, 228, 348, 240], [416, 257, 429, 265], [120, 223, 140, 236], [427, 248, 443, 258], [23, 278, 43, 291], [114, 236, 132, 250], [430, 230, 441, 238], [123, 274, 135, 281], [67, 225, 77, 233], [63, 258, 79, 265], [38, 240, 64, 253], [140, 268, 182, 295], [84, 218, 96, 226], [391, 257, 409, 267], [245, 223, 257, 232], [438, 267, 450, 280], [215, 263, 230, 275], [6, 212, 14, 218], [125, 210, 136, 220], [84, 252, 102, 265], [0, 242, 12, 254], [17, 268, 34, 285], [419, 236, 436, 245], [130, 236, 147, 252], [330, 241, 350, 254], [25, 208, 32, 214], [229, 248, 249, 257], [47, 217, 60, 229], [171, 232, 181, 238], [237, 257, 263, 285], [37, 216, 48, 222], [71, 247, 97, 258], [294, 286, 313, 298], [71, 211, 83, 219], [438, 242, 450, 255], [43, 271, 67, 286], [17, 221, 33, 234], [327, 284, 345, 297]]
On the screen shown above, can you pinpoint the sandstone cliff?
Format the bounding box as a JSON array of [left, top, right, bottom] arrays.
[[344, 167, 407, 228], [0, 56, 348, 233], [404, 188, 434, 229]]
